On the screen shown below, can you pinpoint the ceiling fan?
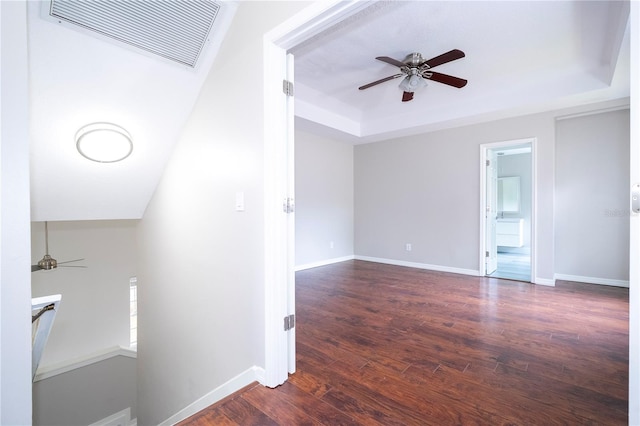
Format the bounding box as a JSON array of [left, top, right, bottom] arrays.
[[31, 221, 86, 272], [358, 49, 468, 102]]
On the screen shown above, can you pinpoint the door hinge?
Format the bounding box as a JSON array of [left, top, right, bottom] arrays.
[[284, 314, 295, 331], [485, 251, 490, 257], [632, 183, 640, 213], [282, 80, 294, 97], [283, 197, 295, 213]]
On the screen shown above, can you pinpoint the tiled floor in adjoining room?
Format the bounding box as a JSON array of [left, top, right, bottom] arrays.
[[489, 252, 531, 282]]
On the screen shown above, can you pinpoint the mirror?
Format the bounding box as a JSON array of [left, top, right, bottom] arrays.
[[498, 176, 520, 213]]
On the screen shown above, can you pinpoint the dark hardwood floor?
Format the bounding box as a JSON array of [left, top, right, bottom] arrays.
[[179, 260, 629, 425]]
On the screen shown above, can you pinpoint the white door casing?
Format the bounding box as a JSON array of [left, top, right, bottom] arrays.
[[486, 150, 498, 274], [479, 138, 536, 282], [628, 2, 639, 422]]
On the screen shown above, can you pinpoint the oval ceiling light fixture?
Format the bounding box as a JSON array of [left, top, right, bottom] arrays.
[[76, 122, 133, 163]]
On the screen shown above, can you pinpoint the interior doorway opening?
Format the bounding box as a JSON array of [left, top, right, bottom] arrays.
[[481, 139, 535, 282]]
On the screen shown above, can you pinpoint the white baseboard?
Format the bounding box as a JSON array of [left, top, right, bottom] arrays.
[[295, 255, 355, 271], [90, 407, 132, 426], [159, 366, 265, 426], [34, 345, 137, 382], [355, 255, 480, 277], [554, 273, 629, 288], [533, 277, 556, 287]]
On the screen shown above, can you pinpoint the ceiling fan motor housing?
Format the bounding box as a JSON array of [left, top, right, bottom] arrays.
[[404, 52, 425, 67], [38, 254, 58, 270]]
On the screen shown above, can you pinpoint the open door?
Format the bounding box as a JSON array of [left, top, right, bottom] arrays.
[[263, 0, 374, 388], [285, 52, 296, 375], [485, 150, 498, 274], [629, 3, 639, 421]]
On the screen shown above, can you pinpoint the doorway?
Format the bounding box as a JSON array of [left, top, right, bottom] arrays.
[[480, 139, 535, 282]]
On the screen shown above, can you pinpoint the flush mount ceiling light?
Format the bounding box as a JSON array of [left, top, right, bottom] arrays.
[[76, 123, 133, 163]]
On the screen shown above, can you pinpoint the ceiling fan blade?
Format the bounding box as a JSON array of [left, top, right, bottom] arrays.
[[423, 71, 468, 88], [402, 91, 414, 102], [359, 73, 404, 90], [57, 258, 85, 265], [32, 265, 42, 272], [59, 265, 88, 268], [423, 49, 465, 69], [375, 56, 408, 68]]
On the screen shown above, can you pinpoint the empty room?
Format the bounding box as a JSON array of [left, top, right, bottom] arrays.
[[4, 1, 638, 425]]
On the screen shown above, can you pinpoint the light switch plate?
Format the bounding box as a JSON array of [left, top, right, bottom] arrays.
[[235, 192, 245, 212]]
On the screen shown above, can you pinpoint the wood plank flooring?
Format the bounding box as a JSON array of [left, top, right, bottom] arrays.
[[179, 260, 629, 425]]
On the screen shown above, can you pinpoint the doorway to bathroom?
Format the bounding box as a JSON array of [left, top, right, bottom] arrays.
[[480, 139, 535, 282]]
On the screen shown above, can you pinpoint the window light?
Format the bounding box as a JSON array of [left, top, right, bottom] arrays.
[[76, 122, 133, 163]]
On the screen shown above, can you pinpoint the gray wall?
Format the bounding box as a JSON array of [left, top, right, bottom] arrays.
[[136, 3, 309, 424], [555, 109, 630, 281], [31, 220, 137, 367], [33, 355, 136, 426], [354, 103, 630, 284], [295, 130, 354, 267], [355, 110, 557, 281], [497, 152, 532, 253]]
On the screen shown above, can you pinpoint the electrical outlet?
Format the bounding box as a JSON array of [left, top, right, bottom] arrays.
[[405, 243, 412, 251], [329, 241, 334, 249]]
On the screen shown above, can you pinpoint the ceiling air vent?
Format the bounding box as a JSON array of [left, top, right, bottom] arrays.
[[47, 0, 220, 68]]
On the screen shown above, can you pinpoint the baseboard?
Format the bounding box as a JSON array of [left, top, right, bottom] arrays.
[[89, 407, 134, 426], [533, 277, 556, 287], [158, 366, 265, 426], [34, 345, 137, 382], [295, 255, 355, 271], [554, 273, 629, 288], [355, 255, 480, 277]]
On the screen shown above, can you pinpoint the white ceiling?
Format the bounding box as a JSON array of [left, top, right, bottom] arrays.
[[27, 1, 631, 221], [293, 1, 631, 143], [28, 0, 237, 221]]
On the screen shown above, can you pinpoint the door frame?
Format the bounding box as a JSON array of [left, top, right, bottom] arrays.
[[485, 149, 498, 274], [262, 0, 375, 389], [479, 138, 537, 282], [628, 1, 639, 422]]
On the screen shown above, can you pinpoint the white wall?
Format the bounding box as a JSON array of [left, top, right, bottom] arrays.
[[31, 220, 137, 367], [136, 2, 309, 424], [295, 129, 354, 268], [0, 1, 33, 423], [555, 109, 630, 283]]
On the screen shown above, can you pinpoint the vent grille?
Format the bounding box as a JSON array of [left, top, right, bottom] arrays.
[[49, 0, 220, 68]]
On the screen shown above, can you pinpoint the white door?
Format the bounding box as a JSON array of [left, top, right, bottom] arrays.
[[628, 3, 639, 421], [285, 53, 296, 374], [485, 150, 498, 274]]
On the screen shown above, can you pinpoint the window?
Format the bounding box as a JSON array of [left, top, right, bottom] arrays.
[[129, 277, 137, 349]]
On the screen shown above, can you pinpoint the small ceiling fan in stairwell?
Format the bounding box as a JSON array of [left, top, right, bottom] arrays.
[[31, 221, 86, 272], [358, 49, 468, 102]]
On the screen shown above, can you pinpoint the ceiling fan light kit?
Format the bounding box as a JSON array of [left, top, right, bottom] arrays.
[[76, 122, 133, 163], [359, 49, 468, 102], [399, 74, 428, 92]]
